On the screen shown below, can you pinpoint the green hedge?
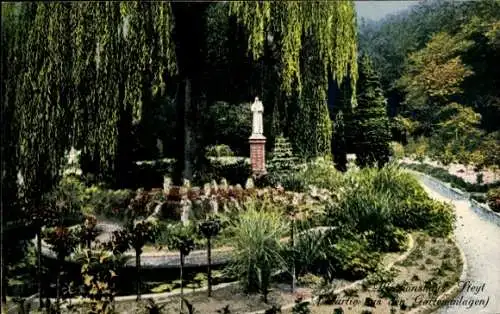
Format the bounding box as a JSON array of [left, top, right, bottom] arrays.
[[127, 157, 251, 189]]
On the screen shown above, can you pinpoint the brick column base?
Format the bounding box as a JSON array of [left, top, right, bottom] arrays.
[[249, 134, 266, 176]]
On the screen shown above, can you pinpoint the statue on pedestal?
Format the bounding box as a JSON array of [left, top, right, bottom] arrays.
[[251, 97, 264, 135], [249, 96, 266, 176]]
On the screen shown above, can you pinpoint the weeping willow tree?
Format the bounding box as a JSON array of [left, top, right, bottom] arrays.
[[2, 2, 176, 306], [3, 2, 177, 195], [5, 1, 359, 199], [228, 2, 358, 159], [72, 2, 177, 184]]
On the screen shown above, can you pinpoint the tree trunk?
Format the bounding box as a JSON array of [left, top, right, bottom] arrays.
[[56, 259, 61, 308], [37, 228, 42, 309], [1, 248, 7, 313], [207, 237, 212, 297], [290, 219, 296, 293], [183, 78, 193, 181], [180, 252, 185, 313], [136, 249, 141, 301]]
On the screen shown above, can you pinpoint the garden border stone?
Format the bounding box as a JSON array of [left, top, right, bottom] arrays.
[[469, 199, 500, 228]]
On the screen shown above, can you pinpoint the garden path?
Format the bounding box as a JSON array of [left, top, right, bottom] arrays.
[[418, 178, 500, 314]]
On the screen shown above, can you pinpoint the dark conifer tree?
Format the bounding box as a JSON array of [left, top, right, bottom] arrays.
[[352, 55, 392, 168]]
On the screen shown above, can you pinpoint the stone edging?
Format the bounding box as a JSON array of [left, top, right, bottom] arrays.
[[408, 170, 469, 201], [407, 236, 468, 314], [245, 233, 416, 314], [469, 199, 500, 227]]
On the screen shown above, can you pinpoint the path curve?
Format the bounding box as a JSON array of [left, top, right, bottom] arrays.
[[40, 222, 336, 269], [417, 175, 500, 313]]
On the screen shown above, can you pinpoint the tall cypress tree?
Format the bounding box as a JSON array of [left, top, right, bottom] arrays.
[[331, 77, 355, 171], [352, 55, 391, 168]]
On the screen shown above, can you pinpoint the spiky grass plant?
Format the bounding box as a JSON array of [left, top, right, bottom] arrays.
[[226, 201, 289, 303]]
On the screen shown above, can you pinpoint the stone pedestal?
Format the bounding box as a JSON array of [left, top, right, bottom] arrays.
[[249, 134, 266, 176]]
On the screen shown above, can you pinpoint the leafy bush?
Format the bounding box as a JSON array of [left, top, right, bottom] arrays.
[[487, 188, 500, 212], [44, 176, 86, 224], [327, 180, 409, 252], [393, 198, 455, 237], [332, 186, 393, 234], [83, 186, 135, 220], [205, 144, 235, 157], [405, 137, 429, 162], [297, 273, 324, 287], [328, 237, 381, 280], [369, 163, 423, 200], [470, 192, 487, 203], [292, 298, 311, 314], [198, 159, 251, 186], [256, 157, 343, 192], [331, 163, 454, 238], [390, 142, 405, 159], [128, 159, 176, 190], [292, 228, 380, 281], [293, 231, 330, 277], [295, 157, 344, 192], [76, 249, 125, 313]]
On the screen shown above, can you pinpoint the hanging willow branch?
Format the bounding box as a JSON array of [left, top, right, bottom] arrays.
[[7, 2, 177, 194], [229, 1, 358, 102]]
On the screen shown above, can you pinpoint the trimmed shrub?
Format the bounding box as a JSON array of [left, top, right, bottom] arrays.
[[202, 159, 251, 186], [268, 136, 300, 173], [205, 144, 235, 157]]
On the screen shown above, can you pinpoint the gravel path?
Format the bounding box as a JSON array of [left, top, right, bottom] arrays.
[[418, 178, 500, 314]]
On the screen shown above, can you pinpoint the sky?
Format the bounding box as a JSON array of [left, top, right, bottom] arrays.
[[355, 1, 420, 22]]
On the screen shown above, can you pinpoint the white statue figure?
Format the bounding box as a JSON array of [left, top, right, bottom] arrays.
[[251, 97, 264, 135]]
